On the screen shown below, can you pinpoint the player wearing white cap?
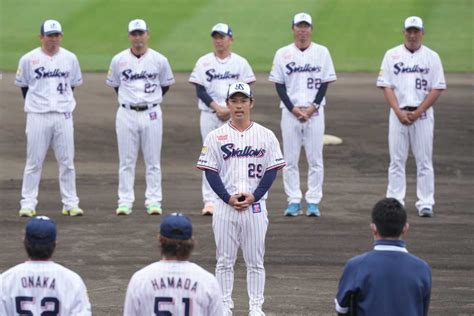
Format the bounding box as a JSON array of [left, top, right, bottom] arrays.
[[15, 19, 84, 217], [269, 13, 337, 217], [377, 16, 446, 217], [0, 216, 91, 315], [107, 19, 175, 216], [123, 213, 224, 315], [197, 82, 285, 316], [189, 23, 256, 216]]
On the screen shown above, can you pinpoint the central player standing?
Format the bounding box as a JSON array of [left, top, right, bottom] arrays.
[[197, 82, 286, 315], [189, 23, 256, 216], [269, 13, 336, 217]]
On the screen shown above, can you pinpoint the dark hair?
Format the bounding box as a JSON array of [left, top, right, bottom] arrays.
[[24, 239, 56, 260], [371, 198, 407, 238], [159, 236, 195, 260]]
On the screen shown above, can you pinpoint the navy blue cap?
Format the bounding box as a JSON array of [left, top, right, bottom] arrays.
[[26, 216, 57, 244], [160, 213, 192, 240]]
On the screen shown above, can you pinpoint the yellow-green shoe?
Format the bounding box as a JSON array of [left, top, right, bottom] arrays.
[[116, 204, 132, 216], [146, 203, 162, 215], [62, 207, 84, 216], [19, 208, 36, 217]]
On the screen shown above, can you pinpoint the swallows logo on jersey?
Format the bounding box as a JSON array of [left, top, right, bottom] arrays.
[[221, 143, 265, 160], [121, 69, 159, 81], [205, 69, 240, 82], [34, 67, 70, 79], [285, 62, 321, 75], [393, 62, 430, 75]]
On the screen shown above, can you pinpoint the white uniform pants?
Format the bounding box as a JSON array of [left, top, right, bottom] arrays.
[[281, 107, 325, 204], [213, 199, 268, 311], [116, 106, 162, 207], [21, 112, 79, 210], [200, 111, 226, 204], [387, 107, 435, 210]]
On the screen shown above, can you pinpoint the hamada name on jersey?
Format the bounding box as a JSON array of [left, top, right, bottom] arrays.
[[189, 52, 255, 110]]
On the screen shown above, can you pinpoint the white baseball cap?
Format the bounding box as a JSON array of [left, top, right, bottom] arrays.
[[404, 16, 423, 30], [211, 23, 233, 37], [41, 20, 62, 36], [293, 12, 312, 26], [227, 82, 252, 98], [128, 19, 148, 33]]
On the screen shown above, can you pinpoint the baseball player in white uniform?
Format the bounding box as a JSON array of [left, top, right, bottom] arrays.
[[0, 216, 91, 315], [15, 19, 84, 217], [269, 13, 336, 217], [189, 23, 256, 216], [377, 16, 446, 217], [197, 82, 286, 316], [124, 213, 223, 316], [107, 19, 175, 216]]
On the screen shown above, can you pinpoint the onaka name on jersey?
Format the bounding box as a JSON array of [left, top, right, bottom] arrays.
[[21, 275, 56, 290], [34, 67, 70, 79], [285, 62, 321, 75], [205, 69, 240, 82], [393, 62, 430, 75], [121, 69, 159, 81], [221, 143, 265, 160], [151, 277, 198, 292]]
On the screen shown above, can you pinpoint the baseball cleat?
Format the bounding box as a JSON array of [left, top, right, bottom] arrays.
[[202, 203, 215, 216], [19, 208, 36, 217], [418, 208, 433, 217], [116, 204, 132, 216], [306, 203, 321, 217], [249, 308, 265, 316], [284, 203, 302, 216], [146, 203, 162, 215], [62, 207, 84, 216]]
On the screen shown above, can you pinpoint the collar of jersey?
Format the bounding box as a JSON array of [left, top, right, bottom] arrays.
[[228, 121, 254, 133], [373, 239, 408, 252], [214, 52, 232, 64]]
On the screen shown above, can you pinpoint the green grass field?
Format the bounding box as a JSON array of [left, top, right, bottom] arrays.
[[0, 0, 472, 72]]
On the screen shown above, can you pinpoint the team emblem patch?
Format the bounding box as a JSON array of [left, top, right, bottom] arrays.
[[64, 112, 72, 119], [252, 203, 262, 213], [201, 146, 208, 154], [149, 112, 157, 120], [217, 134, 228, 141]]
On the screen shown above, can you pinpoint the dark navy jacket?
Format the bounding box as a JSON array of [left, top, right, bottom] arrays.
[[335, 239, 431, 316]]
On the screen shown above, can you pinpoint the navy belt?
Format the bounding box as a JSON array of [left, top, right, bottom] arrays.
[[121, 104, 157, 111], [401, 106, 418, 112]]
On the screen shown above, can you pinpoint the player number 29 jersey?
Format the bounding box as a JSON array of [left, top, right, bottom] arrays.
[[106, 48, 175, 105], [269, 42, 336, 108], [15, 47, 83, 113], [197, 122, 286, 197], [376, 44, 447, 107]]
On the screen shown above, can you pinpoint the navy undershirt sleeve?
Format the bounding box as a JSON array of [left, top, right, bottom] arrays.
[[205, 170, 231, 203], [195, 84, 214, 107], [252, 168, 277, 202], [275, 83, 295, 112], [161, 85, 170, 96], [21, 87, 28, 99], [313, 82, 329, 105]]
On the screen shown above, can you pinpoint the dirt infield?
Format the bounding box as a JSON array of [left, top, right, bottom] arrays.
[[0, 72, 472, 315]]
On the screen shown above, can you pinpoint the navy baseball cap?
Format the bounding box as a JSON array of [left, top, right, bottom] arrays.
[[25, 216, 57, 245], [40, 20, 63, 36], [160, 213, 192, 240], [211, 23, 233, 37]]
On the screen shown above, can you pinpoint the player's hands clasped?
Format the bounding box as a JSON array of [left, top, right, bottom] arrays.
[[228, 192, 255, 211], [216, 107, 231, 122], [396, 109, 414, 125], [292, 107, 309, 122]]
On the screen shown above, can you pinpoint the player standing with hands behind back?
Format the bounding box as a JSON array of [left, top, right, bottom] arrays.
[[189, 23, 256, 216], [269, 13, 336, 217], [107, 19, 175, 216], [15, 19, 84, 217], [197, 82, 285, 315], [377, 16, 446, 217]]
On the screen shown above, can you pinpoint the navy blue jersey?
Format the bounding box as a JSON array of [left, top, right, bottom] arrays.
[[335, 240, 431, 316]]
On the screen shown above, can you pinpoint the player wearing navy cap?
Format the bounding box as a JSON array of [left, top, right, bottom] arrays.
[[335, 198, 432, 316], [123, 213, 224, 315], [0, 216, 91, 315], [197, 82, 285, 316]]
